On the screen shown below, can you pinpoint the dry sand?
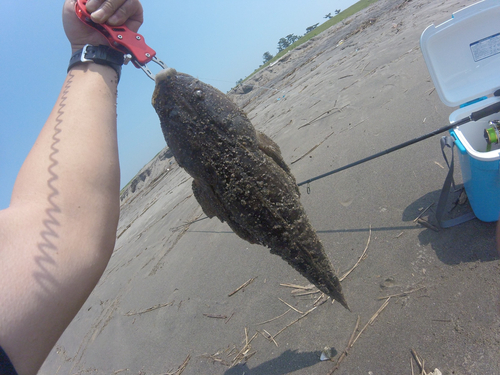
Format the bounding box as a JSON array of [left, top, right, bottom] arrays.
[[40, 0, 500, 374]]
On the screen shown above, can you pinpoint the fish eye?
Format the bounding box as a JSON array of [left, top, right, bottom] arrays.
[[194, 89, 204, 99]]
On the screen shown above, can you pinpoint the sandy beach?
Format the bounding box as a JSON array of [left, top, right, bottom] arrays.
[[40, 0, 499, 374]]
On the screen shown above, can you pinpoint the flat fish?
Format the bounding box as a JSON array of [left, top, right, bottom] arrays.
[[152, 68, 348, 309]]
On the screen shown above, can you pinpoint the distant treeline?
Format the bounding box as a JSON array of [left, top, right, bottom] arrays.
[[263, 9, 341, 65], [234, 10, 341, 87]]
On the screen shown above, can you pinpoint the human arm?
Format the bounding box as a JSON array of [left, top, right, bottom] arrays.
[[0, 1, 143, 374]]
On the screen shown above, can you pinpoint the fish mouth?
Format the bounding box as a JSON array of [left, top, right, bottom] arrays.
[[155, 67, 178, 84], [152, 68, 183, 115], [155, 69, 197, 87], [152, 70, 203, 124]]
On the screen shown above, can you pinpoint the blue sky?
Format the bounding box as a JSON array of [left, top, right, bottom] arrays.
[[0, 0, 357, 210]]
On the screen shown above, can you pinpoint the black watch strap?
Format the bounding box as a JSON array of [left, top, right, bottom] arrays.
[[68, 44, 124, 81]]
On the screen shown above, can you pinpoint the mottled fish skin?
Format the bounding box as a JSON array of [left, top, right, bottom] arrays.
[[152, 68, 348, 309]]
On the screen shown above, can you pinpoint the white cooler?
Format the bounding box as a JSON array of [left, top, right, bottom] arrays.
[[420, 0, 500, 222]]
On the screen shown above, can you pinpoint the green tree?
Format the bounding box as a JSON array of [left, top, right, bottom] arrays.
[[286, 34, 300, 45], [305, 23, 319, 34], [277, 37, 290, 52], [262, 51, 274, 64]]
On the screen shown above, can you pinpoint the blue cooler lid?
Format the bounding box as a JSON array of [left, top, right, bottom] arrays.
[[420, 0, 500, 107]]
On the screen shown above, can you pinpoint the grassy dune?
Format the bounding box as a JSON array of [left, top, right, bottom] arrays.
[[246, 0, 380, 80]]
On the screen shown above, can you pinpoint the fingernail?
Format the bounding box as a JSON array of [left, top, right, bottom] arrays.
[[90, 8, 104, 23]]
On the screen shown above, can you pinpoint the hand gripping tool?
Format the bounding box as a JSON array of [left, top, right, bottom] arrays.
[[74, 0, 166, 80]]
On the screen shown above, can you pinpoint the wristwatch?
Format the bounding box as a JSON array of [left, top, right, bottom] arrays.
[[68, 44, 125, 81]]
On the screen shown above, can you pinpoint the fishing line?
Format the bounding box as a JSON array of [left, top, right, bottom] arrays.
[[297, 100, 500, 188], [178, 74, 500, 190]]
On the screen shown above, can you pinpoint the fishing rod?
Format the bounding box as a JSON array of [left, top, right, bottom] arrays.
[[297, 100, 500, 187]]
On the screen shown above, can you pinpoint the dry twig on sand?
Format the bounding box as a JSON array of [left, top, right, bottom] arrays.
[[201, 349, 232, 367], [230, 329, 259, 367], [314, 293, 328, 307], [170, 216, 208, 232], [290, 130, 336, 164], [164, 354, 191, 375], [417, 218, 440, 232], [377, 286, 426, 300], [411, 349, 428, 375], [280, 283, 315, 290], [327, 315, 360, 371], [352, 298, 391, 345], [259, 329, 279, 347], [203, 329, 259, 368], [340, 226, 371, 282], [327, 298, 391, 374], [280, 283, 320, 296], [225, 312, 235, 324], [255, 309, 291, 325], [294, 289, 321, 296], [272, 306, 318, 342], [298, 102, 338, 129], [278, 298, 303, 314], [203, 313, 228, 319], [228, 277, 256, 297], [125, 301, 174, 316]]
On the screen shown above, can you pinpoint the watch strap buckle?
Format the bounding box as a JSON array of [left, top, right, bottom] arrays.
[[80, 44, 94, 63]]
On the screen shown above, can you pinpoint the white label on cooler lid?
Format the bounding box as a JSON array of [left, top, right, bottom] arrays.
[[470, 33, 500, 62]]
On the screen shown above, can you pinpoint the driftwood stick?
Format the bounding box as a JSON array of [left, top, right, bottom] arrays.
[[125, 301, 174, 316], [280, 283, 314, 290], [327, 299, 391, 374], [272, 306, 317, 340], [255, 309, 291, 325], [352, 298, 391, 345], [290, 130, 336, 164], [410, 349, 427, 375], [377, 286, 426, 300], [259, 329, 279, 347], [278, 298, 303, 314], [327, 315, 360, 374], [225, 312, 235, 324], [164, 354, 191, 375], [294, 290, 321, 296], [298, 103, 338, 129], [340, 225, 371, 281], [203, 314, 227, 319], [228, 277, 256, 297], [231, 331, 259, 367]]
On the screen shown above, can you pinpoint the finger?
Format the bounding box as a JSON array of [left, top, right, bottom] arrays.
[[63, 0, 110, 51], [88, 0, 127, 23], [86, 0, 125, 13], [85, 0, 103, 13], [107, 0, 143, 30]]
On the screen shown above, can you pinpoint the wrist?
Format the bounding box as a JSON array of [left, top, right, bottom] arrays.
[[68, 45, 124, 82], [69, 62, 119, 82]]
